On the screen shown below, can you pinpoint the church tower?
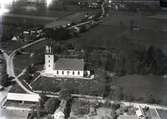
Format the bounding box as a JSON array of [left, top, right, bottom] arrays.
[[45, 46, 54, 73]]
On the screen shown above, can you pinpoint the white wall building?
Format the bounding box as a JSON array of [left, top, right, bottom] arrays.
[[6, 93, 40, 103], [3, 93, 40, 111], [43, 46, 91, 78]]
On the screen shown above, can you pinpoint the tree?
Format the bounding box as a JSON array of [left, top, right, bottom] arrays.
[[0, 75, 12, 87], [39, 93, 48, 109], [110, 111, 117, 119], [140, 46, 167, 75], [59, 89, 71, 101], [72, 100, 90, 115], [44, 97, 60, 114], [111, 103, 120, 111], [146, 95, 161, 104]]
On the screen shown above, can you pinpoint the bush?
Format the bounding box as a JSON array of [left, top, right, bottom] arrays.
[[59, 89, 71, 101], [1, 75, 13, 87], [111, 103, 120, 111], [146, 95, 161, 104], [44, 97, 60, 114]]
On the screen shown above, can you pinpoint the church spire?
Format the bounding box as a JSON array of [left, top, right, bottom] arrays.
[[46, 45, 52, 54], [45, 45, 54, 72]]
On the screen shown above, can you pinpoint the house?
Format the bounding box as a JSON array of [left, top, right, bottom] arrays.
[[6, 93, 40, 103], [42, 46, 91, 79], [3, 93, 40, 111]]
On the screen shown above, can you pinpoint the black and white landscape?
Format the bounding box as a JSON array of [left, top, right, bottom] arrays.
[[0, 0, 167, 119]]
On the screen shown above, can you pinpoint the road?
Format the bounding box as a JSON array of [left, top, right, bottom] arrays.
[[6, 38, 46, 94], [36, 90, 167, 111], [68, 1, 105, 30]]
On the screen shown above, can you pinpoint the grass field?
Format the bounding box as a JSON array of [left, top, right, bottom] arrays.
[[0, 41, 26, 53], [70, 13, 167, 53], [31, 69, 106, 96], [13, 39, 47, 75], [112, 74, 167, 105]]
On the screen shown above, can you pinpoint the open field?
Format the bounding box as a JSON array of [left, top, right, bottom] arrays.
[[112, 74, 167, 105], [0, 41, 26, 53], [13, 54, 32, 75], [13, 39, 47, 75], [70, 13, 167, 53]]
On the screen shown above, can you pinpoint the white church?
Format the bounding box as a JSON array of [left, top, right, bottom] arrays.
[[41, 46, 92, 79]]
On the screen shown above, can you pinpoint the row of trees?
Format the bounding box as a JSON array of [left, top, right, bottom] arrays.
[[84, 42, 167, 76], [44, 28, 73, 41], [105, 46, 167, 76]]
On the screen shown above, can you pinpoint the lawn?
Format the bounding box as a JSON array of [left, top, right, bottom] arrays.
[[31, 70, 106, 96], [13, 39, 48, 75], [31, 76, 61, 93]]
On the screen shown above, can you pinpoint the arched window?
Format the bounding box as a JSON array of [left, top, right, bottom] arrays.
[[62, 71, 64, 75], [73, 71, 75, 75], [78, 71, 80, 75], [57, 71, 59, 74]]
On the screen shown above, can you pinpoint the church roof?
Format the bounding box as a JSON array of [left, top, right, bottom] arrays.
[[54, 58, 84, 71]]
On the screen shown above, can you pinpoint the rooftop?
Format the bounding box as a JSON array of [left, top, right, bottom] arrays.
[[54, 58, 84, 71], [7, 93, 40, 102]]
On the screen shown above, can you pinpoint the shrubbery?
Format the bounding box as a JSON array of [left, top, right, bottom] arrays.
[[44, 97, 60, 114]]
